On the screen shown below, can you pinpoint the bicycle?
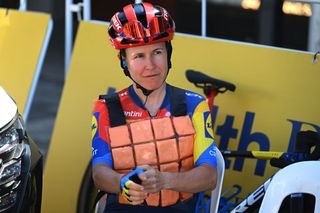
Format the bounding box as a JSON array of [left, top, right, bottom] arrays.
[[186, 69, 320, 213]]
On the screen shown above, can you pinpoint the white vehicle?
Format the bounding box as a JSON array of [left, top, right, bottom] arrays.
[[0, 86, 43, 213]]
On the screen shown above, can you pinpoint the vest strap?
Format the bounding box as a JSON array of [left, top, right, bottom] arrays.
[[99, 93, 126, 127], [169, 85, 187, 117]]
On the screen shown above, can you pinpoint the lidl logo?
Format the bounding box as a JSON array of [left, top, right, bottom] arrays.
[[91, 115, 98, 140], [204, 111, 214, 139]]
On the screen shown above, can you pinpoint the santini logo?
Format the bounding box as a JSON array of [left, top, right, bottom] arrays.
[[124, 111, 142, 117]]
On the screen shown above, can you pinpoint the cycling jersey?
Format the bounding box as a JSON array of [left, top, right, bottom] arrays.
[[92, 84, 217, 169]]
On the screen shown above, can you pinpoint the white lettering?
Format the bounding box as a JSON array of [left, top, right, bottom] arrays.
[[124, 111, 142, 117], [209, 149, 216, 156], [92, 147, 98, 156], [119, 91, 128, 97], [112, 16, 122, 31], [163, 9, 169, 21]]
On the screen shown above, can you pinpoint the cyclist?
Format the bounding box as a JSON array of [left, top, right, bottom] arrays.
[[91, 2, 217, 212]]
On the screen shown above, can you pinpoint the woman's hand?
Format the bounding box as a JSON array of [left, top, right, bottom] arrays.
[[138, 164, 217, 194], [120, 168, 147, 205], [122, 181, 147, 205], [138, 165, 168, 193]]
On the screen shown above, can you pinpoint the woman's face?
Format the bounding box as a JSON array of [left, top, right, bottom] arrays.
[[124, 42, 168, 90]]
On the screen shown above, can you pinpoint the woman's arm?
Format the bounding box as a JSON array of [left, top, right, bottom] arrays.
[[92, 163, 122, 194], [139, 163, 217, 193], [92, 163, 147, 204], [166, 164, 217, 192]]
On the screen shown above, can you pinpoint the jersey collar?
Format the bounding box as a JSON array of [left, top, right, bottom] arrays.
[[128, 84, 171, 110]]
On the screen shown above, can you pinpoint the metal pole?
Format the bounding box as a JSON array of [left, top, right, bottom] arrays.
[[308, 4, 320, 52], [65, 0, 73, 77], [19, 0, 27, 11], [201, 0, 207, 37], [83, 0, 91, 21]]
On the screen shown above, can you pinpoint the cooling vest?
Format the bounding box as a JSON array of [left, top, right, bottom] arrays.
[[92, 84, 217, 207]]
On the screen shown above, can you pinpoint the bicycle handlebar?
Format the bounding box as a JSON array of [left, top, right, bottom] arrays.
[[270, 130, 320, 168], [295, 130, 320, 159], [221, 150, 284, 160], [222, 131, 320, 169], [185, 69, 236, 95]]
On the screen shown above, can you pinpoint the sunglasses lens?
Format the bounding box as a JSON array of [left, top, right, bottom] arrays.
[[123, 22, 145, 39]]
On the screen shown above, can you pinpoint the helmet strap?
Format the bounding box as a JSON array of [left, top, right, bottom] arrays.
[[166, 41, 172, 70], [136, 83, 154, 96]]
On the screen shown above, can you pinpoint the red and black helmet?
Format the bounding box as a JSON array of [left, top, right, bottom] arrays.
[[108, 2, 175, 49]]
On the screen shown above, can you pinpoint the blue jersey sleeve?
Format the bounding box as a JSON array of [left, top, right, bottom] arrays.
[[91, 101, 113, 167], [185, 92, 217, 168]]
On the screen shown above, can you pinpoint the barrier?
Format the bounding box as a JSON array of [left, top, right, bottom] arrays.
[[0, 8, 52, 121]]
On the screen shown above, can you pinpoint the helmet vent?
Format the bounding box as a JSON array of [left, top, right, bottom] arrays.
[[133, 4, 148, 29]]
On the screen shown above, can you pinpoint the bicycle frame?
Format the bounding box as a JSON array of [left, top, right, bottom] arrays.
[[230, 177, 272, 213]]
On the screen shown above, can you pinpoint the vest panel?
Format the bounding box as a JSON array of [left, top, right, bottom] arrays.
[[146, 192, 159, 206], [108, 125, 131, 148], [130, 119, 154, 143], [151, 117, 175, 140], [108, 115, 195, 207]]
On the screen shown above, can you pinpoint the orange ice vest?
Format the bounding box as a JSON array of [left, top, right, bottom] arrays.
[[101, 86, 195, 207]]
